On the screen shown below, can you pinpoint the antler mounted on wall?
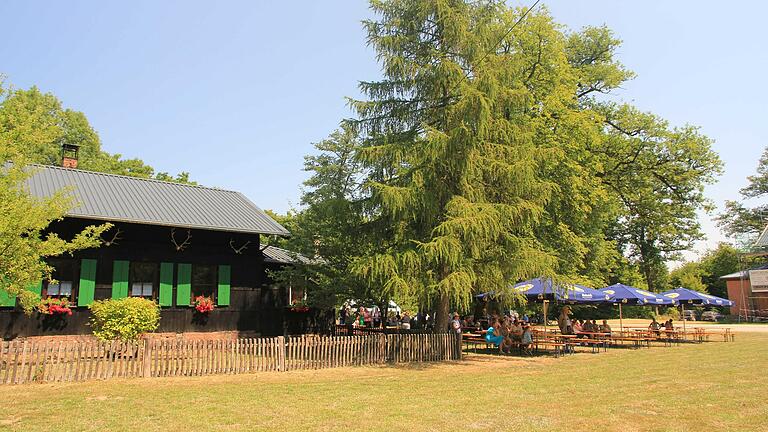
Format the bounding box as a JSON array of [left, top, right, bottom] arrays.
[[229, 239, 251, 254], [171, 228, 192, 251], [102, 228, 123, 247]]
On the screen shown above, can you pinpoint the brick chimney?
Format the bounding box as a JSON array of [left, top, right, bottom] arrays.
[[61, 143, 79, 169]]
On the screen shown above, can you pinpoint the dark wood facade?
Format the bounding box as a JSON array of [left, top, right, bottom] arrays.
[[0, 217, 323, 339]]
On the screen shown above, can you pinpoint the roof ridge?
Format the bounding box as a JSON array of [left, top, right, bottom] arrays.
[[28, 163, 235, 194]]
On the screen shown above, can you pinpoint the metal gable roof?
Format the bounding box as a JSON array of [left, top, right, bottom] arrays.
[[262, 246, 318, 265], [719, 264, 768, 280], [24, 164, 290, 236]]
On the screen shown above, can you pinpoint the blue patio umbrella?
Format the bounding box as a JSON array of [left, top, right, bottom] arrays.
[[600, 283, 675, 333], [661, 287, 734, 307], [601, 284, 676, 305], [512, 278, 612, 304], [512, 279, 611, 334], [477, 279, 612, 303], [661, 287, 734, 333], [476, 279, 611, 333]]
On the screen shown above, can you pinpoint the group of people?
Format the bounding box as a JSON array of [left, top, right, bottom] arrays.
[[556, 306, 612, 335], [339, 306, 384, 328], [484, 316, 534, 354], [339, 306, 442, 331], [571, 319, 612, 335], [648, 317, 675, 335]]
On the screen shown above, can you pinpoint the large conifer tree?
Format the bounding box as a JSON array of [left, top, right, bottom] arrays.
[[349, 1, 571, 330]]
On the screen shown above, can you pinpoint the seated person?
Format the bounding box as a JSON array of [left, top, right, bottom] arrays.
[[582, 320, 593, 332], [500, 322, 515, 354], [573, 319, 583, 333], [590, 319, 599, 332], [520, 323, 533, 355], [600, 319, 612, 335], [510, 319, 524, 343], [400, 312, 411, 330], [462, 315, 475, 329], [485, 320, 504, 347], [648, 318, 661, 335], [665, 319, 674, 335]]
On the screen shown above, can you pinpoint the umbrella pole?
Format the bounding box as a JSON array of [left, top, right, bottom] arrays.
[[619, 303, 624, 335], [682, 303, 686, 336], [543, 300, 548, 334]]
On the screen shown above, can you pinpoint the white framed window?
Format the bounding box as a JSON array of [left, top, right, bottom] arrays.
[[130, 262, 158, 299], [47, 281, 73, 297], [45, 258, 77, 299], [131, 282, 153, 297]]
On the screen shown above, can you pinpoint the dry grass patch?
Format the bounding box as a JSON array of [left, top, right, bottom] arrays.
[[0, 333, 766, 431]]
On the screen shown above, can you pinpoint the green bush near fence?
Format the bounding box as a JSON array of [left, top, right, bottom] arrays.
[[89, 297, 160, 341]]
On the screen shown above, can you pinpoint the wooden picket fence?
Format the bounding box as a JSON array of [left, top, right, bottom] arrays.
[[0, 333, 461, 384], [283, 333, 460, 370]]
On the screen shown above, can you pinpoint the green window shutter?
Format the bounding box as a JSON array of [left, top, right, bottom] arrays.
[[0, 287, 16, 307], [78, 259, 97, 306], [217, 265, 231, 306], [112, 260, 129, 299], [27, 280, 42, 297], [176, 263, 192, 306], [159, 262, 174, 307], [0, 279, 41, 307]]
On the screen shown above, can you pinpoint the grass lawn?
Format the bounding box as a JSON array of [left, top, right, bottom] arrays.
[[1, 333, 766, 432]]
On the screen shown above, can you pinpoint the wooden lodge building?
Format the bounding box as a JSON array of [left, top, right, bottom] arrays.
[[0, 155, 322, 339]]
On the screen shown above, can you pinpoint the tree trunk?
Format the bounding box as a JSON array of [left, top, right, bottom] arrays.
[[434, 291, 450, 334], [381, 299, 388, 329]]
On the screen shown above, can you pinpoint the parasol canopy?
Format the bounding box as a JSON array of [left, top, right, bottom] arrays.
[[601, 283, 676, 305], [510, 278, 613, 304], [661, 287, 734, 307]]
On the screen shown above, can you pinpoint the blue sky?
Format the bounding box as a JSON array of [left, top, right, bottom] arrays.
[[1, 1, 766, 262]]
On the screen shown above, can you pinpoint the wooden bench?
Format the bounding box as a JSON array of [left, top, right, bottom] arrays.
[[532, 339, 568, 357], [570, 338, 609, 353], [609, 336, 652, 349], [693, 329, 735, 342], [462, 334, 493, 353]]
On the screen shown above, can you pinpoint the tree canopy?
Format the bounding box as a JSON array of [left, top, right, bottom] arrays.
[[667, 243, 749, 299], [0, 81, 193, 183], [270, 1, 724, 329], [0, 147, 111, 313]]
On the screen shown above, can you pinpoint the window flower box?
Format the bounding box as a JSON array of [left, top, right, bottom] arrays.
[[37, 298, 73, 316], [193, 296, 215, 314]]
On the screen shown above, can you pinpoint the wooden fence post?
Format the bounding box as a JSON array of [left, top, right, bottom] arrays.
[[456, 332, 463, 360], [142, 339, 153, 378], [277, 336, 286, 372]]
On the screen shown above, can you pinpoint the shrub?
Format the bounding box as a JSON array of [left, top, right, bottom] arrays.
[[89, 297, 160, 341]]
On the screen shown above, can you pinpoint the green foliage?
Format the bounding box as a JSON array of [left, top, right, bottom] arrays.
[[0, 149, 111, 313], [667, 243, 748, 299], [668, 262, 706, 292], [89, 297, 160, 341], [591, 102, 722, 291], [264, 0, 722, 330], [267, 125, 378, 310], [338, 0, 720, 328], [0, 82, 193, 183], [350, 2, 582, 324], [699, 243, 743, 298]]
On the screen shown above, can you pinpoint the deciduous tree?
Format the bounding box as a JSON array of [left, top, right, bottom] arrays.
[[0, 150, 110, 313]]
